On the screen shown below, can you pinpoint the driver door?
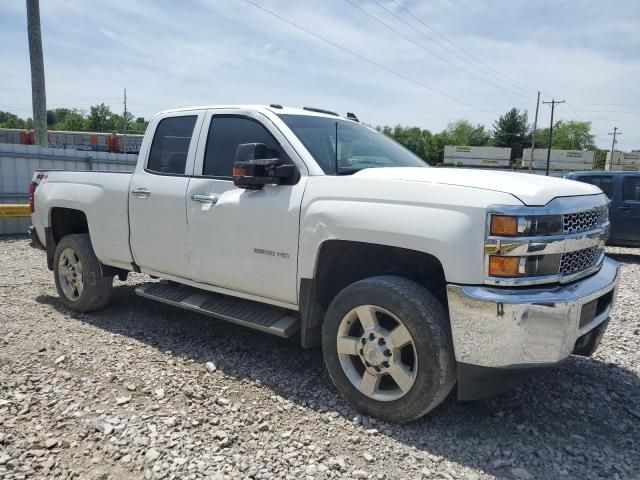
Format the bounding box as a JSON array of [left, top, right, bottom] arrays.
[[185, 110, 307, 305]]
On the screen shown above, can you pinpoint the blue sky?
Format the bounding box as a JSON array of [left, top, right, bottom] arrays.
[[1, 0, 639, 150]]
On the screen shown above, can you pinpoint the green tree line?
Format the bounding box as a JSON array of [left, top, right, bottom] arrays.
[[0, 103, 148, 134], [374, 107, 610, 168]]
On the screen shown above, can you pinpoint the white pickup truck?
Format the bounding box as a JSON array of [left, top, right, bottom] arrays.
[[30, 105, 620, 422]]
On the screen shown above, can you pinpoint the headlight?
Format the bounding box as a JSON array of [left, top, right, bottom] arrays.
[[488, 254, 561, 277], [489, 214, 563, 237]]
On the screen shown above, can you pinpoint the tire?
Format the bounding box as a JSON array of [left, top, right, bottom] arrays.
[[53, 234, 113, 312], [322, 275, 456, 423]]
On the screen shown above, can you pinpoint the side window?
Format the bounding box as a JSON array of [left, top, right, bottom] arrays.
[[576, 175, 614, 199], [203, 116, 282, 177], [623, 176, 640, 201], [147, 115, 197, 175]]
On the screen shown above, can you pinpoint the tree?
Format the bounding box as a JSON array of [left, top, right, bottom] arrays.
[[445, 120, 490, 146], [47, 108, 74, 128], [56, 109, 87, 131], [534, 120, 596, 150], [87, 103, 114, 132], [0, 111, 27, 128], [129, 117, 149, 134], [113, 111, 134, 133], [493, 108, 529, 160], [429, 131, 451, 164]]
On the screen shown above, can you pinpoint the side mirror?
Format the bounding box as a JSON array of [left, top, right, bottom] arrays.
[[233, 143, 295, 190]]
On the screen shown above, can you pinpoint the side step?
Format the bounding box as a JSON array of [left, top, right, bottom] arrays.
[[135, 282, 300, 338]]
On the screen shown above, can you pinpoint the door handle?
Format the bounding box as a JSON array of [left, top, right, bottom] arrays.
[[191, 194, 218, 204], [131, 187, 151, 198], [618, 206, 631, 211]]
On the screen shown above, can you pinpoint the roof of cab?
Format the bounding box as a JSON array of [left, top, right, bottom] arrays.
[[155, 104, 350, 120]]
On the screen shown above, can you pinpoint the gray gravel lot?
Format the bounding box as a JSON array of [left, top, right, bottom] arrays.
[[0, 236, 639, 480]]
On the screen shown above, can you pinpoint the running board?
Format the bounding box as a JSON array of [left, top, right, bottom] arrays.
[[135, 282, 300, 338]]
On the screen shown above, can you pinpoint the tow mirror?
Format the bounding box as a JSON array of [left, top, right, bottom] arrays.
[[233, 143, 295, 190]]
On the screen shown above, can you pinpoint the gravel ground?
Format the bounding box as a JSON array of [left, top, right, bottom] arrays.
[[0, 236, 639, 480]]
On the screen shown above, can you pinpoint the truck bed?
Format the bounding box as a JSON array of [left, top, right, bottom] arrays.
[[32, 170, 134, 271]]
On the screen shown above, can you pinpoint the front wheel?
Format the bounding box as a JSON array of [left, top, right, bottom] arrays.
[[53, 234, 113, 312], [322, 276, 456, 423]]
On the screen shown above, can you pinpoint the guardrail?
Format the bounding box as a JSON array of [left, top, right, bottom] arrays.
[[0, 204, 30, 218]]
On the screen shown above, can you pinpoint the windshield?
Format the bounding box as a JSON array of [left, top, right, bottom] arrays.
[[278, 114, 427, 175]]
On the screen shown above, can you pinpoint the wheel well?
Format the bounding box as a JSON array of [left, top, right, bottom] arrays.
[[50, 208, 89, 243], [45, 208, 89, 270], [299, 240, 447, 347]]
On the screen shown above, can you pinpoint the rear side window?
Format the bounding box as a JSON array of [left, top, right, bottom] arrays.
[[623, 176, 640, 201], [203, 116, 282, 177], [576, 175, 614, 198], [147, 115, 197, 175]]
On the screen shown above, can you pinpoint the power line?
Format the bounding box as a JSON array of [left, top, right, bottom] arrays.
[[344, 0, 529, 99], [239, 0, 499, 115], [381, 0, 538, 95]]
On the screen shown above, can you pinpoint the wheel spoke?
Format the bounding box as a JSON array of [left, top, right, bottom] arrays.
[[76, 279, 83, 295], [388, 324, 412, 349], [336, 336, 360, 356], [355, 306, 378, 330], [358, 371, 379, 396], [388, 363, 414, 393]]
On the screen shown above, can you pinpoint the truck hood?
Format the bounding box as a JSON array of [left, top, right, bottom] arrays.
[[353, 167, 602, 206]]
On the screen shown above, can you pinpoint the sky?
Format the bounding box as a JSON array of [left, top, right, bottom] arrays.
[[1, 0, 639, 150]]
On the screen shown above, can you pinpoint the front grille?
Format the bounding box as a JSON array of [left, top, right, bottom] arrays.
[[563, 207, 608, 234], [559, 246, 602, 276]]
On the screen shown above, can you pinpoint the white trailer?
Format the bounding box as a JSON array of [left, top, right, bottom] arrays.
[[443, 146, 511, 168], [522, 149, 595, 171], [606, 151, 640, 171]]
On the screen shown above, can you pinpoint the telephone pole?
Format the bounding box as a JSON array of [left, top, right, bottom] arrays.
[[26, 0, 47, 146], [528, 90, 540, 173], [542, 98, 565, 176], [608, 127, 621, 168], [123, 88, 127, 153]]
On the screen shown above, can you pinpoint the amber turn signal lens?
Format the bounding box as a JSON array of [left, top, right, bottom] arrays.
[[488, 256, 520, 277], [490, 215, 518, 236], [232, 166, 246, 177]]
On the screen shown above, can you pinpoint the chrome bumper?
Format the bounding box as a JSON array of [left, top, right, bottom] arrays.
[[447, 256, 620, 368]]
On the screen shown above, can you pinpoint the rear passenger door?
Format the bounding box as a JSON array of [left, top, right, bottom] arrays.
[[129, 112, 204, 278]]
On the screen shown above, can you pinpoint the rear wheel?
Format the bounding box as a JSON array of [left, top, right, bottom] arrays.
[[322, 276, 456, 423], [54, 234, 113, 312]]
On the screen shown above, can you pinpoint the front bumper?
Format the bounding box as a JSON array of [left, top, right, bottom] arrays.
[[447, 256, 620, 398]]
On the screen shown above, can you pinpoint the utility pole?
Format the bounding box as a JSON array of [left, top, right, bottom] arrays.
[[26, 0, 47, 146], [542, 99, 565, 176], [528, 90, 540, 173], [608, 127, 621, 169], [123, 88, 127, 154]]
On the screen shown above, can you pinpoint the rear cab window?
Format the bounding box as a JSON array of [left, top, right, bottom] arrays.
[[574, 175, 614, 199], [147, 115, 198, 175]]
